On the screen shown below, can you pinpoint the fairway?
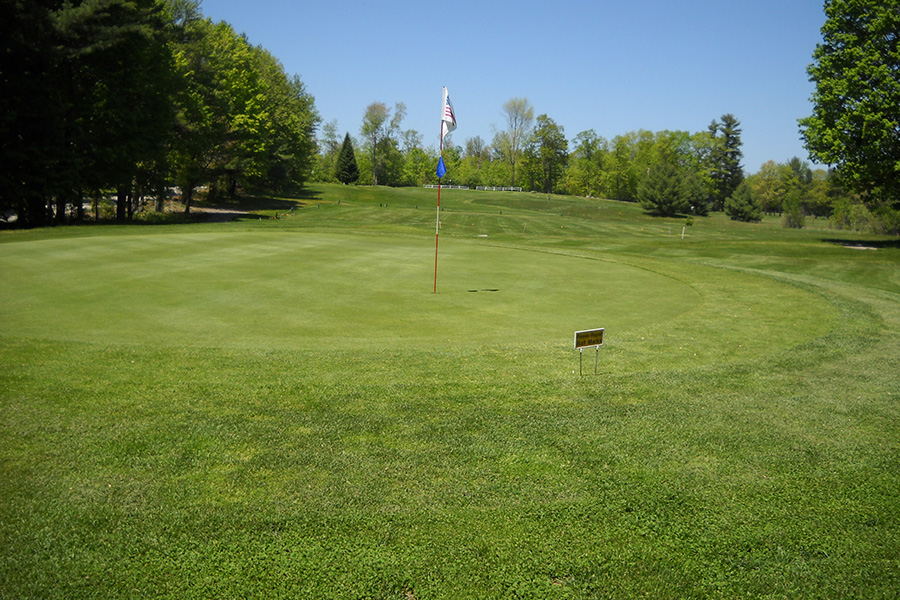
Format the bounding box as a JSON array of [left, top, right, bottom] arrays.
[[1, 185, 898, 599]]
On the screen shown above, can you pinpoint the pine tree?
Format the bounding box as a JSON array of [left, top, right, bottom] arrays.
[[638, 161, 689, 216], [725, 181, 762, 222], [708, 114, 744, 211], [335, 133, 359, 184]]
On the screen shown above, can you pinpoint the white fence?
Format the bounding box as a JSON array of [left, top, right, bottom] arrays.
[[422, 185, 523, 191]]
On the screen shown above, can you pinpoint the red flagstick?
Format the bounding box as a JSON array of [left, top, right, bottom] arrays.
[[434, 86, 455, 294], [434, 184, 441, 293], [434, 128, 443, 294]]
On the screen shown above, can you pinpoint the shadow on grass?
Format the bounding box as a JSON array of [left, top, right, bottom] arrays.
[[137, 187, 324, 225], [194, 186, 322, 212], [823, 237, 900, 250], [0, 187, 326, 230]]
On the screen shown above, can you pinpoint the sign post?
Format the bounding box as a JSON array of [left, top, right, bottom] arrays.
[[574, 328, 604, 376]]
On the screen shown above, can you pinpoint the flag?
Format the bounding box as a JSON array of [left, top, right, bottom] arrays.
[[436, 156, 447, 179], [441, 86, 456, 140]]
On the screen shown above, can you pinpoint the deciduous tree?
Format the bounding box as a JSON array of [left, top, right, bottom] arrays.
[[361, 102, 390, 185], [523, 114, 568, 194], [313, 120, 340, 182], [493, 98, 534, 188], [566, 130, 609, 198], [799, 0, 900, 216]]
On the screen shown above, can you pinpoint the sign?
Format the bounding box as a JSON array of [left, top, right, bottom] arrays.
[[574, 328, 604, 349]]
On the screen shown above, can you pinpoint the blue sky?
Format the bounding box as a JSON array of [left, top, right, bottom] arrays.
[[199, 0, 826, 173]]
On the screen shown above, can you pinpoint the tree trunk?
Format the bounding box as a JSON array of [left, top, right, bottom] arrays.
[[183, 184, 194, 214], [372, 134, 378, 186], [74, 190, 84, 221], [227, 171, 237, 197], [55, 194, 67, 224], [116, 186, 128, 221], [155, 185, 165, 213]]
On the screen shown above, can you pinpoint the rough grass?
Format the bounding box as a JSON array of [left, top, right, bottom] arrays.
[[1, 184, 898, 599]]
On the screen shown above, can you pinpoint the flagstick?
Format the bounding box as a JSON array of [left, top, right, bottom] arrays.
[[434, 86, 456, 294], [434, 181, 441, 293], [434, 130, 443, 294]]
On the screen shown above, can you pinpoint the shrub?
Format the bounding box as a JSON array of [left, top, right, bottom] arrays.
[[782, 188, 805, 228]]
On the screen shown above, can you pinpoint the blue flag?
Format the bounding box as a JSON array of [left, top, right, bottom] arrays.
[[436, 156, 447, 179]]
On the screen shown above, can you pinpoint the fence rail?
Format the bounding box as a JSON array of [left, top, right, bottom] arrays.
[[475, 186, 522, 192], [422, 185, 523, 191]]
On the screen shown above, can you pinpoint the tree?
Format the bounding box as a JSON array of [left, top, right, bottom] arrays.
[[566, 130, 609, 198], [725, 181, 762, 222], [240, 47, 318, 193], [799, 0, 900, 214], [169, 18, 238, 212], [805, 169, 835, 217], [335, 133, 359, 184], [169, 17, 317, 209], [401, 146, 436, 186], [1, 0, 177, 224], [708, 114, 744, 211], [0, 0, 62, 226], [401, 129, 422, 154], [455, 136, 490, 187], [464, 136, 490, 164], [55, 0, 177, 222], [361, 102, 390, 185], [313, 120, 340, 182], [787, 156, 813, 186], [164, 0, 202, 32], [638, 161, 690, 216], [747, 158, 838, 219], [493, 98, 534, 188], [681, 171, 709, 216], [523, 114, 568, 193], [608, 130, 657, 202], [651, 129, 712, 215], [782, 187, 806, 229], [751, 160, 791, 214], [608, 135, 636, 201]]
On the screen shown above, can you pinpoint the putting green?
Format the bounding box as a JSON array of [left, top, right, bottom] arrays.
[[0, 231, 689, 346], [0, 231, 836, 365]]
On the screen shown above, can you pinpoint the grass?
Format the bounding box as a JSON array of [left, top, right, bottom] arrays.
[[1, 184, 899, 598]]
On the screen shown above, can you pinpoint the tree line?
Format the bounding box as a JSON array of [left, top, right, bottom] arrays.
[[312, 101, 876, 230], [1, 0, 319, 227]]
